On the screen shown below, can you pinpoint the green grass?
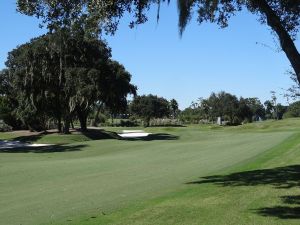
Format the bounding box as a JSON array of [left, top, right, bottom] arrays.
[[1, 119, 300, 225], [0, 129, 119, 145]]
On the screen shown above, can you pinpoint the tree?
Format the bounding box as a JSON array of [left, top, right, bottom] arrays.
[[284, 101, 300, 118], [101, 60, 137, 123], [83, 0, 300, 84], [238, 97, 253, 123], [180, 92, 265, 125], [130, 95, 170, 127], [170, 99, 179, 118], [276, 103, 288, 119], [270, 91, 279, 119], [264, 100, 275, 119], [16, 1, 103, 132], [4, 32, 135, 132], [284, 70, 300, 103], [205, 91, 240, 124], [243, 97, 266, 121]]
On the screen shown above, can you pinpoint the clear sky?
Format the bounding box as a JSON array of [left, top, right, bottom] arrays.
[[1, 1, 299, 109]]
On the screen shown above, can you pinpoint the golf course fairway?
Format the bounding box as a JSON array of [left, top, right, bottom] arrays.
[[1, 120, 300, 225]]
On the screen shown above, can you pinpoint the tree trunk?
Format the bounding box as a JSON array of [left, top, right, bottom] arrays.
[[111, 114, 114, 126], [255, 0, 300, 82], [63, 115, 70, 134], [144, 117, 150, 127], [93, 103, 103, 126], [78, 114, 87, 132], [57, 116, 62, 133], [77, 108, 88, 132], [70, 119, 75, 129], [59, 30, 64, 86]]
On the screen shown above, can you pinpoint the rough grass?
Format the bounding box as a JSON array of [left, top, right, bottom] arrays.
[[1, 119, 300, 225]]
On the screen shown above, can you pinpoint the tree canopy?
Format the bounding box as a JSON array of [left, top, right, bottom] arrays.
[[180, 91, 266, 124], [28, 0, 299, 84], [130, 94, 170, 127], [1, 32, 136, 133]]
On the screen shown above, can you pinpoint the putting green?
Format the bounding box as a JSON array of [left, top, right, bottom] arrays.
[[0, 126, 295, 225]]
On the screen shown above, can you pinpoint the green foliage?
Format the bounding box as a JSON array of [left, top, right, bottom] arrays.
[[180, 92, 266, 125], [77, 0, 300, 83], [3, 31, 136, 132], [179, 107, 203, 124], [0, 70, 23, 129], [169, 98, 179, 119], [284, 101, 300, 118], [130, 94, 170, 127], [0, 120, 12, 132], [150, 118, 182, 127], [102, 60, 137, 116]]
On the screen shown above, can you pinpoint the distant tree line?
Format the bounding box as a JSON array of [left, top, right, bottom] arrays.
[[180, 91, 288, 125]]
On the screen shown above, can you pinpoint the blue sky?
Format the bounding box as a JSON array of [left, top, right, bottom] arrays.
[[0, 1, 299, 109]]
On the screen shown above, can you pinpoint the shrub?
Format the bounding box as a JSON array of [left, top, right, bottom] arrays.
[[0, 120, 12, 132]]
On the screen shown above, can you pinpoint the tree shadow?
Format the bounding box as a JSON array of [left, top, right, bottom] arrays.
[[11, 133, 45, 143], [81, 129, 120, 140], [186, 165, 300, 189], [6, 129, 120, 143], [121, 133, 179, 141], [186, 165, 300, 220], [281, 195, 300, 205], [255, 195, 300, 219], [0, 144, 86, 153]]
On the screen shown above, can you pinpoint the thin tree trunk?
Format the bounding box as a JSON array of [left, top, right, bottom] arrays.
[[79, 114, 87, 132], [58, 116, 62, 133], [144, 117, 150, 127], [256, 0, 300, 82], [70, 119, 75, 129], [93, 103, 103, 126], [77, 108, 88, 132], [63, 115, 70, 134], [59, 30, 64, 86]]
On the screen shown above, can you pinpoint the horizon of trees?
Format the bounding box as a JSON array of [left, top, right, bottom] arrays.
[[180, 91, 289, 125]]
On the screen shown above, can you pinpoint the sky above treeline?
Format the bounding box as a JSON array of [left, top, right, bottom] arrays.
[[1, 1, 299, 109]]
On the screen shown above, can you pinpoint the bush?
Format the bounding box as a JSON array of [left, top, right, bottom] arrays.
[[0, 120, 12, 132], [149, 118, 183, 127], [284, 101, 300, 118], [119, 120, 138, 127], [91, 113, 107, 127]]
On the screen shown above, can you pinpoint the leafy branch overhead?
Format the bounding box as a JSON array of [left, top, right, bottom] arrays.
[[18, 0, 300, 83]]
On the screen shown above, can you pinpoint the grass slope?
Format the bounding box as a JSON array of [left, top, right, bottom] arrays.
[[0, 120, 300, 225]]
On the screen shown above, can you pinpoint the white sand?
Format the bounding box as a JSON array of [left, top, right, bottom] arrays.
[[122, 130, 145, 133], [0, 140, 52, 149], [118, 130, 151, 138]]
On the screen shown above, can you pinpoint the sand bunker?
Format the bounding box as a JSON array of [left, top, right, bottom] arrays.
[[0, 140, 52, 149], [118, 130, 151, 138]]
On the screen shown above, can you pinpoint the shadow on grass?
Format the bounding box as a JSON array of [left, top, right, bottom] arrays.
[[7, 129, 121, 143], [81, 129, 120, 140], [187, 165, 300, 220], [121, 133, 179, 141], [255, 195, 300, 219], [187, 165, 300, 189], [0, 144, 87, 153], [11, 133, 46, 143]]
